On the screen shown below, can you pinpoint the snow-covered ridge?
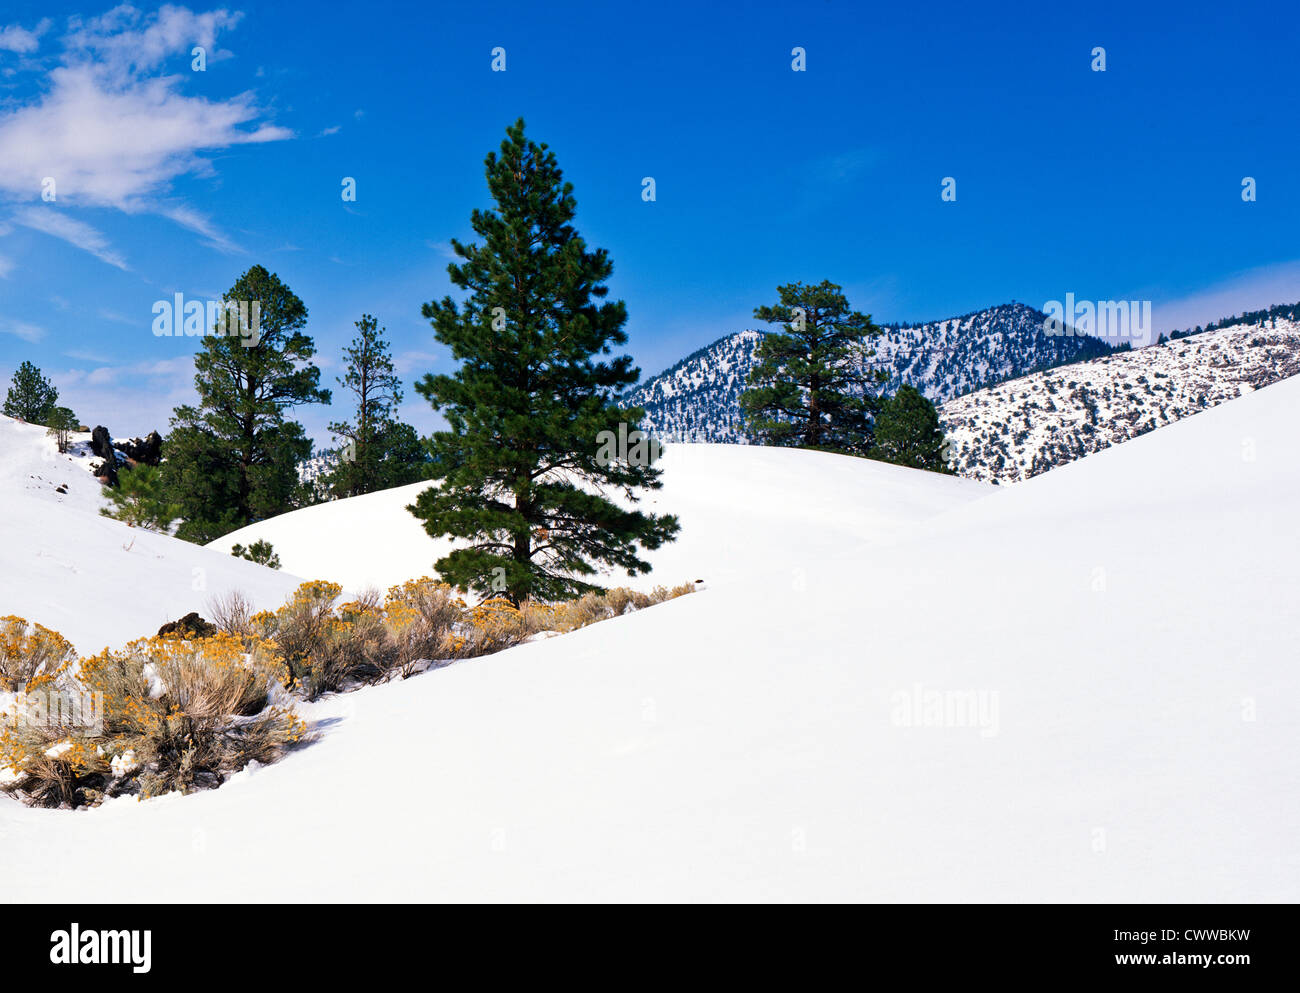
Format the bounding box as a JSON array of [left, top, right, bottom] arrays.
[[211, 444, 992, 594], [940, 316, 1300, 483], [627, 303, 1116, 443]]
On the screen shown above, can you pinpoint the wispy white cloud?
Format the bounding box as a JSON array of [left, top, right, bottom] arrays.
[[154, 203, 242, 254], [52, 355, 200, 431], [13, 206, 129, 270], [63, 6, 239, 76], [0, 254, 13, 278], [64, 348, 115, 364], [57, 355, 197, 390], [0, 315, 45, 342], [0, 18, 50, 54], [0, 6, 290, 260], [0, 64, 290, 206]]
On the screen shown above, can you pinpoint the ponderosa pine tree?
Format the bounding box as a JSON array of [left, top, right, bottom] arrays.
[[324, 314, 428, 497], [166, 266, 329, 542], [3, 361, 59, 424], [868, 385, 953, 473], [45, 405, 78, 453], [409, 119, 679, 603], [100, 464, 181, 532], [740, 280, 882, 452]]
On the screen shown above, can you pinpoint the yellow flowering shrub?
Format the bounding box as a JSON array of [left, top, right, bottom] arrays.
[[0, 576, 697, 808], [2, 628, 306, 808], [0, 615, 77, 692]]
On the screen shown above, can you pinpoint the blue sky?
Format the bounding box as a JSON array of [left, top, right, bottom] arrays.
[[0, 0, 1297, 442]]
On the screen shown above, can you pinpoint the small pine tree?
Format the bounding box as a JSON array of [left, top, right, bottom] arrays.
[[868, 385, 954, 473], [100, 465, 182, 532], [45, 406, 78, 453], [324, 314, 428, 497], [740, 281, 882, 453], [410, 119, 679, 603], [3, 361, 59, 424], [230, 539, 282, 569]]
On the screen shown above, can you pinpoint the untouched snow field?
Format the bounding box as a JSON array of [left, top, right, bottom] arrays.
[[2, 377, 1298, 902]]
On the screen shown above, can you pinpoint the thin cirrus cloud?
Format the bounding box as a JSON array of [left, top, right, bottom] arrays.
[[0, 6, 291, 266], [0, 316, 46, 343], [12, 207, 130, 270]]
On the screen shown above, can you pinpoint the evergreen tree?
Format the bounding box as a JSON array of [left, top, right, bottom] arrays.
[[101, 465, 182, 532], [324, 315, 428, 497], [3, 361, 59, 424], [45, 406, 78, 453], [165, 265, 329, 542], [409, 119, 679, 603], [230, 539, 282, 569], [368, 420, 431, 490], [739, 280, 881, 452], [868, 385, 954, 473]]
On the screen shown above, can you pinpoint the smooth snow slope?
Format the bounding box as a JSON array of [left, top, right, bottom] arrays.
[[3, 379, 1298, 902], [0, 416, 304, 654], [209, 444, 992, 593]]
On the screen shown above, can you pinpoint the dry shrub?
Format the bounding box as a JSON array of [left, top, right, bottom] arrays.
[[209, 589, 255, 638], [457, 597, 533, 656], [251, 580, 342, 690], [383, 579, 466, 676], [0, 726, 107, 808], [239, 579, 470, 697], [0, 578, 699, 808], [0, 615, 77, 692], [1, 632, 304, 808], [306, 594, 398, 695], [541, 584, 696, 634]]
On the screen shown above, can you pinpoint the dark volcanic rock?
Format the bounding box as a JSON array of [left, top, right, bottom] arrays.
[[89, 425, 118, 486], [157, 612, 217, 639], [114, 431, 163, 466], [89, 425, 115, 461]]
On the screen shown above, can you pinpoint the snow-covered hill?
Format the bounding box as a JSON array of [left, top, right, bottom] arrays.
[[0, 415, 303, 654], [3, 376, 1298, 901], [211, 444, 991, 593], [629, 303, 1116, 443], [940, 316, 1300, 483]]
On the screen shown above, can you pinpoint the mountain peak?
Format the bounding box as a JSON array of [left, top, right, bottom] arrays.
[[628, 302, 1117, 443]]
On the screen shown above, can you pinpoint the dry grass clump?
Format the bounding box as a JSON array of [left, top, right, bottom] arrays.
[[451, 582, 698, 653], [545, 582, 697, 634]]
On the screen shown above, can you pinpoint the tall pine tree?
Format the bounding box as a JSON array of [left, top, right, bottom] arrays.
[[740, 280, 881, 452], [410, 119, 679, 603], [166, 265, 329, 542], [324, 314, 428, 497]]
